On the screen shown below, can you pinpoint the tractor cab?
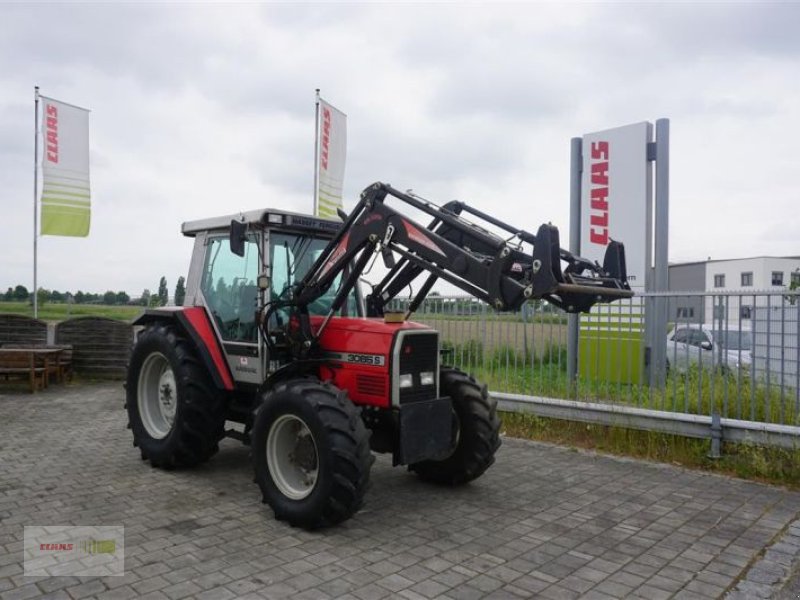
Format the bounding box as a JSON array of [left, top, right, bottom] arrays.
[[180, 209, 359, 386]]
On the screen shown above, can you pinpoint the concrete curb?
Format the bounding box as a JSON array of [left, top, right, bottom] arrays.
[[725, 517, 800, 599]]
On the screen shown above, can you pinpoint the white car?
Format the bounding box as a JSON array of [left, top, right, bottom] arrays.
[[666, 323, 753, 373]]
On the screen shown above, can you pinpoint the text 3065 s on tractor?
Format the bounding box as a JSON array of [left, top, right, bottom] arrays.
[[126, 182, 632, 529]]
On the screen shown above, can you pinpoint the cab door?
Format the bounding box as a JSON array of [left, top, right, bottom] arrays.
[[199, 234, 263, 386]]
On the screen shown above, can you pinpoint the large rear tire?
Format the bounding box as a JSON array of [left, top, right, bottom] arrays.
[[252, 378, 373, 529], [126, 324, 226, 468], [409, 367, 501, 485]]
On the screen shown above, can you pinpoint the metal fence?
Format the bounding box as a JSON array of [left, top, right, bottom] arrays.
[[392, 291, 800, 448]]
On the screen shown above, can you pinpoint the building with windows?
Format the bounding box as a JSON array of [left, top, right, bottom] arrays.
[[667, 256, 800, 324]]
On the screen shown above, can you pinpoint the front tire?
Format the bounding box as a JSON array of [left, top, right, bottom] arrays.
[[409, 367, 501, 485], [252, 378, 373, 529], [126, 324, 226, 468]]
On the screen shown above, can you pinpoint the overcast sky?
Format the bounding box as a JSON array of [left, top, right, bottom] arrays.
[[2, 2, 799, 297]]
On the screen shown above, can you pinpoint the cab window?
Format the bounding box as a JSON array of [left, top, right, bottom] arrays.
[[201, 236, 259, 342]]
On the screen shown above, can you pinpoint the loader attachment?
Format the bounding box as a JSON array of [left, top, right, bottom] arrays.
[[277, 182, 632, 356]]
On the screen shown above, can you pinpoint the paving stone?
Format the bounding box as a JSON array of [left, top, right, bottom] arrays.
[[131, 576, 170, 595], [352, 582, 394, 600], [376, 573, 415, 593], [2, 383, 800, 600], [593, 580, 634, 597], [408, 579, 452, 598], [443, 584, 490, 600], [538, 584, 582, 599], [161, 580, 202, 599], [95, 586, 141, 600], [35, 577, 81, 594], [39, 591, 71, 600], [65, 580, 107, 599], [0, 585, 42, 600]]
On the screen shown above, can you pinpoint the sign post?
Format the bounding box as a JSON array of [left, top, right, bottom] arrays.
[[567, 120, 669, 387]]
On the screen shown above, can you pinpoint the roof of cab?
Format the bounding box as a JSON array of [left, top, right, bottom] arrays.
[[181, 209, 342, 237]]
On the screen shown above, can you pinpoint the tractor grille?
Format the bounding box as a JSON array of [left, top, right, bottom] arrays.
[[357, 374, 386, 397], [397, 331, 439, 405]]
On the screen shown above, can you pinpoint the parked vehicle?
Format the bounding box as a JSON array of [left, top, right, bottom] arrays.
[[666, 323, 753, 373], [125, 182, 632, 529]]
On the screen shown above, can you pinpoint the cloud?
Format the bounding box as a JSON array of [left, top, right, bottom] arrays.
[[1, 3, 799, 297]]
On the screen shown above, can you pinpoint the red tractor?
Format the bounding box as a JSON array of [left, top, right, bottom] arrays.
[[126, 182, 631, 529]]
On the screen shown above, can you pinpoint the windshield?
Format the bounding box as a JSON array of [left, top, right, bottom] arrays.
[[269, 231, 358, 316]]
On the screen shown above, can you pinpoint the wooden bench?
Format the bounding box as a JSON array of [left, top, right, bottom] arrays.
[[0, 349, 47, 393], [2, 344, 73, 383]]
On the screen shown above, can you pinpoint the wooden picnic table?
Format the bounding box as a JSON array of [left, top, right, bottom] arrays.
[[0, 347, 64, 392]]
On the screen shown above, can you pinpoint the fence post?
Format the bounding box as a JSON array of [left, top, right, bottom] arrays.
[[567, 137, 582, 396], [708, 411, 722, 459], [648, 119, 670, 389]]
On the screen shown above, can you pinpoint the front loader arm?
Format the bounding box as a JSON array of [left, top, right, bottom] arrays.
[[280, 182, 632, 357]]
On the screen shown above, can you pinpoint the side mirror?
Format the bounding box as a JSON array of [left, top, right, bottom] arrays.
[[230, 220, 246, 257], [700, 341, 712, 351]]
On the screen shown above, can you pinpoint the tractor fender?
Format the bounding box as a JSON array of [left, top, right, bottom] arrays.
[[260, 358, 328, 396], [133, 307, 234, 391]]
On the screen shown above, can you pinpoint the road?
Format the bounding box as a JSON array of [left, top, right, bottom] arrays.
[[1, 382, 798, 599]]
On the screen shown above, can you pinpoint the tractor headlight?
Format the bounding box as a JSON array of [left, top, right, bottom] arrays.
[[399, 374, 414, 389], [420, 371, 435, 386]]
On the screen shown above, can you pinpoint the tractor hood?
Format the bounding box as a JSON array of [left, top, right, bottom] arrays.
[[310, 316, 431, 336]]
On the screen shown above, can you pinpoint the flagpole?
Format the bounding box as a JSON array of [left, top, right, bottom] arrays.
[[33, 86, 40, 319], [313, 88, 320, 216]]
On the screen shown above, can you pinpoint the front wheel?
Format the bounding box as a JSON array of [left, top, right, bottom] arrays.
[[252, 379, 373, 529], [409, 367, 501, 485]]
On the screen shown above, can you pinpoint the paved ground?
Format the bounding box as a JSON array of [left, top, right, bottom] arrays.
[[1, 382, 799, 600]]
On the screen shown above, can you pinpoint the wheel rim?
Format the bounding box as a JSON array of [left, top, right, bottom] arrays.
[[267, 415, 319, 500], [137, 352, 177, 440]]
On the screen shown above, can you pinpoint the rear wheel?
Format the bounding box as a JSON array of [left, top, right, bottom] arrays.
[[126, 324, 226, 468], [252, 378, 373, 529], [410, 367, 501, 485]]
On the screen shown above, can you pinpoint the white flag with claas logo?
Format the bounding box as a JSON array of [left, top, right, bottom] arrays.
[[40, 96, 91, 237], [316, 98, 347, 219]]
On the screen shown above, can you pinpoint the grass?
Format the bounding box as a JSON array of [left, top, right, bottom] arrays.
[[500, 411, 800, 487], [443, 338, 800, 426], [415, 311, 568, 325], [439, 333, 800, 486], [0, 301, 144, 322]]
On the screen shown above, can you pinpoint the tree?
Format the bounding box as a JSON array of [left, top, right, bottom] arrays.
[[3, 287, 12, 301], [140, 289, 151, 307], [215, 277, 227, 298], [157, 276, 168, 306], [174, 276, 186, 306], [50, 290, 64, 303], [116, 291, 130, 305], [786, 268, 800, 306], [74, 291, 85, 304], [36, 288, 51, 306], [103, 290, 117, 305], [13, 285, 29, 301]]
